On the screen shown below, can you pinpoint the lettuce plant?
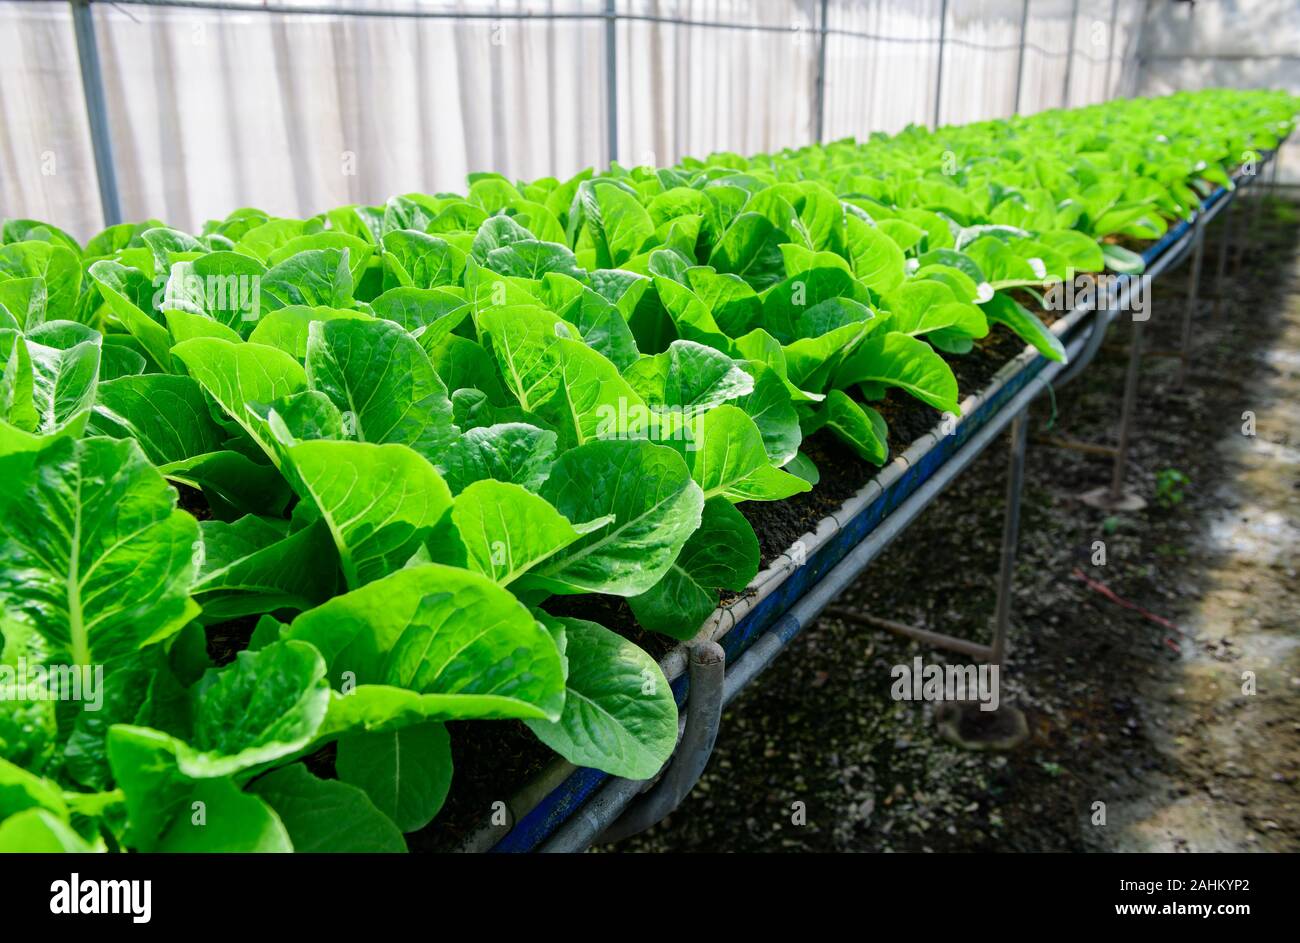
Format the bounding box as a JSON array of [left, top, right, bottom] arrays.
[[0, 88, 1293, 852]]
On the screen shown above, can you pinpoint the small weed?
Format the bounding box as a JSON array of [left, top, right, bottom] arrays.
[[1154, 468, 1190, 508]]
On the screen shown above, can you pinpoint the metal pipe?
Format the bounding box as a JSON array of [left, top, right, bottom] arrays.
[[813, 0, 830, 144], [991, 413, 1028, 665], [82, 0, 799, 32], [1051, 302, 1110, 388], [1102, 0, 1119, 100], [1032, 435, 1117, 458], [1108, 315, 1144, 503], [824, 607, 993, 660], [1130, 0, 1153, 97], [1236, 151, 1268, 273], [1266, 142, 1281, 229], [603, 0, 617, 167], [1012, 0, 1030, 116], [596, 641, 726, 844], [1061, 0, 1080, 108], [1211, 197, 1235, 320], [535, 777, 645, 854], [933, 0, 948, 129], [1176, 211, 1206, 387], [70, 0, 122, 227], [73, 0, 1114, 57]]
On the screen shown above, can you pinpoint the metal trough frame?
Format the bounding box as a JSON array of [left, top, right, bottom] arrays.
[[469, 149, 1280, 854]]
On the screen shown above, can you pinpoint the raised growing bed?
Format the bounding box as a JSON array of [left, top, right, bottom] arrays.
[[477, 155, 1274, 853]]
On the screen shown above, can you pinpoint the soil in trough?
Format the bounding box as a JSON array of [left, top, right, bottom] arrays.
[[407, 720, 556, 852], [741, 323, 1032, 567]]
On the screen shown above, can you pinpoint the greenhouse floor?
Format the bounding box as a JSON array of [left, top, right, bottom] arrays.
[[611, 195, 1300, 854]]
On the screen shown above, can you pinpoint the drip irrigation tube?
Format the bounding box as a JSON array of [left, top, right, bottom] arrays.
[[477, 151, 1279, 855]]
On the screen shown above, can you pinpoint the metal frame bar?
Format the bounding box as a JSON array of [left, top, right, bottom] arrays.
[[814, 0, 830, 144], [1107, 311, 1144, 503], [1130, 0, 1152, 97], [70, 0, 121, 227], [1211, 196, 1235, 320], [1061, 0, 1080, 109], [1012, 0, 1030, 116], [1102, 0, 1120, 99], [603, 0, 617, 167], [933, 0, 949, 129], [1175, 211, 1206, 387], [84, 0, 1114, 58], [991, 414, 1027, 664]]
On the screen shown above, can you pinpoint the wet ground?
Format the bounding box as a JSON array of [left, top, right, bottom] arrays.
[[611, 193, 1300, 854]]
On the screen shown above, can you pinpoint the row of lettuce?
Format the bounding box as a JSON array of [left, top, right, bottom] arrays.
[[0, 89, 1293, 852]]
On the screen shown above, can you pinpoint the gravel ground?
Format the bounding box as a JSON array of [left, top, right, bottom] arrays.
[[608, 193, 1300, 854]]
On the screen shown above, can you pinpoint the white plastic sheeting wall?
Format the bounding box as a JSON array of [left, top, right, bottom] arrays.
[[0, 2, 102, 237], [936, 0, 1024, 127], [615, 1, 819, 167], [1, 0, 1154, 241], [822, 0, 944, 140]]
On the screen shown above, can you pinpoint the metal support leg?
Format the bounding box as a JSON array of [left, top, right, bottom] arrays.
[[813, 0, 829, 144], [1112, 316, 1144, 506], [1265, 146, 1281, 234], [991, 413, 1027, 665], [1081, 313, 1146, 511], [1211, 196, 1234, 320], [1236, 159, 1266, 274], [1176, 212, 1206, 387], [826, 413, 1029, 666]]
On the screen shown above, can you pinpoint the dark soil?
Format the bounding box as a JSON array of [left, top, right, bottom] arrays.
[[740, 323, 1036, 567], [203, 614, 259, 666], [408, 720, 554, 852], [609, 195, 1300, 853], [943, 325, 1031, 396], [543, 593, 676, 660], [741, 434, 874, 564], [174, 481, 213, 521]]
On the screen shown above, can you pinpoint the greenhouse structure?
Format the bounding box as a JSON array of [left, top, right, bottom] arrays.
[[0, 0, 1297, 894]]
